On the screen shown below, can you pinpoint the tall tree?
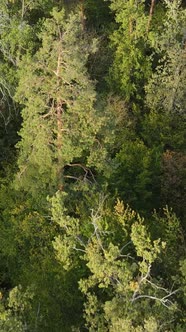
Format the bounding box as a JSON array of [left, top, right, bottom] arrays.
[[0, 0, 36, 164], [108, 0, 153, 103], [143, 0, 186, 217], [146, 0, 186, 116], [15, 9, 102, 199]]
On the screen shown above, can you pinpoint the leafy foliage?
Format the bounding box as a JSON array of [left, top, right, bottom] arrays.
[[52, 195, 184, 331], [0, 0, 185, 331]]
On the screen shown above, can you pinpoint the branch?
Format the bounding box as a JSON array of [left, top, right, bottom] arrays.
[[145, 279, 174, 294], [17, 165, 28, 179], [66, 163, 97, 183], [131, 263, 179, 308], [91, 212, 105, 253], [77, 236, 86, 247], [120, 241, 132, 253], [131, 288, 179, 308], [118, 254, 135, 261], [34, 302, 41, 331], [64, 175, 81, 181], [131, 263, 151, 301], [40, 110, 53, 119], [72, 246, 86, 253]]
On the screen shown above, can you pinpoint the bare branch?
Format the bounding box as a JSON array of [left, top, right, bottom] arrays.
[[76, 235, 86, 248], [120, 241, 132, 253], [73, 246, 86, 253], [66, 163, 97, 184], [64, 175, 81, 181], [146, 279, 173, 294], [118, 254, 135, 260], [130, 262, 179, 309], [131, 288, 179, 308], [91, 213, 105, 253]]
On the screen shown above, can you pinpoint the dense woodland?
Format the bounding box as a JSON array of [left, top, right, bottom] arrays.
[[0, 0, 185, 331]]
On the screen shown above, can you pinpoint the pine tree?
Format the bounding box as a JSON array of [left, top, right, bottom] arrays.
[[15, 9, 101, 199]]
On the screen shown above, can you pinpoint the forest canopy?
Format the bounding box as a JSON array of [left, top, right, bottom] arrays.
[[0, 1, 185, 331]]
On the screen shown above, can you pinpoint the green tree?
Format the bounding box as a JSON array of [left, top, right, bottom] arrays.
[[15, 8, 104, 201], [146, 0, 186, 116], [108, 0, 153, 102], [0, 175, 84, 331], [52, 194, 184, 331], [0, 0, 36, 165], [142, 0, 186, 215], [105, 0, 186, 214], [109, 140, 161, 211], [0, 285, 34, 332]]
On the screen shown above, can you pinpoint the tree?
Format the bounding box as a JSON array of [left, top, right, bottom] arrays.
[[146, 0, 186, 116], [0, 285, 34, 332], [52, 194, 184, 331], [160, 150, 186, 221], [15, 8, 104, 200], [0, 0, 37, 165], [108, 0, 153, 102], [109, 139, 161, 211], [143, 0, 186, 215], [0, 173, 85, 331]]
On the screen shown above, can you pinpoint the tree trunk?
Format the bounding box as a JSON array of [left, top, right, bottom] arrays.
[[56, 101, 64, 190], [56, 52, 64, 190], [147, 0, 156, 34]]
